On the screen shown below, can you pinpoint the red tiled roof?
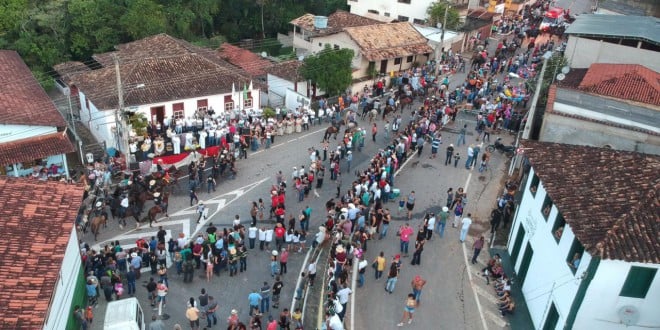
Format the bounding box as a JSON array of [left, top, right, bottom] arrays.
[[578, 63, 660, 106], [218, 43, 272, 77], [344, 22, 435, 61], [0, 177, 84, 329], [66, 34, 257, 110], [521, 140, 660, 263], [0, 51, 67, 127], [265, 60, 303, 82], [291, 10, 382, 36], [0, 132, 75, 167]]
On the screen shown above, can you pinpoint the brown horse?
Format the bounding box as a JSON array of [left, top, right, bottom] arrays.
[[145, 205, 164, 227], [89, 215, 107, 241], [323, 126, 340, 141], [382, 105, 395, 120], [120, 206, 142, 229]]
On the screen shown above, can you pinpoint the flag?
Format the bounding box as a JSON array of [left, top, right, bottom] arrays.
[[232, 83, 236, 102], [249, 80, 253, 91]]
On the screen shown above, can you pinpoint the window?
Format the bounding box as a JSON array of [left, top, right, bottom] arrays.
[[398, 15, 409, 22], [566, 238, 584, 275], [551, 213, 566, 243], [197, 99, 208, 110], [529, 173, 539, 196], [244, 92, 253, 108], [368, 9, 379, 14], [406, 56, 413, 63], [542, 194, 553, 220], [333, 44, 340, 50], [413, 18, 425, 25], [172, 102, 184, 119], [394, 58, 402, 65], [224, 95, 234, 112], [318, 43, 322, 47], [384, 12, 390, 17], [620, 267, 657, 298], [398, 0, 411, 3]]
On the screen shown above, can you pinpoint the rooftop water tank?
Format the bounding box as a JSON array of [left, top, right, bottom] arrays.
[[314, 16, 328, 29]]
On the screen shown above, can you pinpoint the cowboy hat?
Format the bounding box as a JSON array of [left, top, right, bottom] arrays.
[[131, 252, 138, 258], [95, 201, 103, 208], [272, 250, 278, 256], [198, 201, 204, 205], [231, 309, 238, 315], [149, 180, 156, 186], [153, 192, 161, 198], [335, 245, 345, 253], [443, 206, 449, 212]]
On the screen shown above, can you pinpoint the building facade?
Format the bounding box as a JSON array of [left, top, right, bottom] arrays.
[[0, 50, 74, 178], [508, 141, 660, 329]]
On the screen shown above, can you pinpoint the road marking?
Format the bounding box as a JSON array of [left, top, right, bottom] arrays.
[[485, 310, 509, 328], [251, 127, 325, 156], [474, 284, 500, 305], [462, 168, 489, 330]]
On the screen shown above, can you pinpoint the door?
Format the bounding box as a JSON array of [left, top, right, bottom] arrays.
[[380, 60, 388, 74], [150, 106, 165, 126], [510, 225, 526, 265], [517, 242, 534, 286], [543, 303, 559, 330]]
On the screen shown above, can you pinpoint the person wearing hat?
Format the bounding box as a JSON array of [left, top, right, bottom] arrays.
[[227, 309, 239, 327], [437, 207, 450, 238], [195, 201, 206, 224], [189, 189, 199, 207], [346, 150, 353, 172], [445, 144, 455, 166]]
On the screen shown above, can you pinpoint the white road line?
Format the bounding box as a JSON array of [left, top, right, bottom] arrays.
[[462, 168, 489, 330], [485, 310, 509, 328]]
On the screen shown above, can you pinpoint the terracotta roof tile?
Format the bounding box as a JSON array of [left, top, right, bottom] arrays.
[[291, 10, 382, 36], [0, 132, 75, 167], [0, 51, 67, 127], [0, 177, 84, 329], [265, 60, 303, 82], [344, 22, 434, 61], [53, 61, 91, 83], [578, 63, 660, 105], [218, 43, 272, 77], [521, 140, 660, 263]]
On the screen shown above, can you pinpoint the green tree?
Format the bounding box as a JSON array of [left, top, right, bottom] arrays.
[[427, 1, 461, 30], [120, 0, 167, 40], [68, 0, 123, 58], [300, 44, 354, 96]]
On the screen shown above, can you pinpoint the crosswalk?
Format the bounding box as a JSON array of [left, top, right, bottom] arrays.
[[92, 179, 268, 272]]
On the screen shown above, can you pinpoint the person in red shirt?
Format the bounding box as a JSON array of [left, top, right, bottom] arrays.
[[398, 223, 414, 257], [270, 191, 279, 219], [274, 223, 286, 251]]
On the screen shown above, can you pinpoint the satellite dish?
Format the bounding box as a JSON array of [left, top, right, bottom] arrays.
[[618, 305, 640, 326], [260, 52, 268, 58], [556, 73, 566, 81], [298, 55, 305, 62], [561, 66, 571, 74]]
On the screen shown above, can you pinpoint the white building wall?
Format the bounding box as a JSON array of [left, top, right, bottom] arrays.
[[347, 0, 434, 23], [565, 36, 660, 72], [575, 261, 660, 330], [79, 88, 260, 145], [510, 167, 592, 329], [0, 125, 56, 143], [78, 92, 116, 147], [43, 227, 82, 330]]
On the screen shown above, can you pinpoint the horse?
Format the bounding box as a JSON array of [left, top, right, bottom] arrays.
[[395, 94, 413, 112], [119, 205, 142, 229], [144, 205, 165, 227], [323, 126, 339, 141], [89, 214, 107, 241], [382, 105, 395, 120], [471, 52, 486, 70]]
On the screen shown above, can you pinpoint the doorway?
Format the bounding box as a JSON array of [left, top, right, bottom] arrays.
[[380, 60, 388, 74], [510, 225, 526, 265], [150, 106, 165, 125], [518, 242, 534, 286]]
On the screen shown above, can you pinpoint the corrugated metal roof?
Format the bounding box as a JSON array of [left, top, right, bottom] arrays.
[[565, 14, 660, 45]]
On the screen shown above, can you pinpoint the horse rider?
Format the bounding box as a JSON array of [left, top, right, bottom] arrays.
[[119, 194, 129, 219], [153, 192, 169, 218], [92, 201, 108, 220]]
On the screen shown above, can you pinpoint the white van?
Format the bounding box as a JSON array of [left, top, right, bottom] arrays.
[[103, 297, 145, 330]]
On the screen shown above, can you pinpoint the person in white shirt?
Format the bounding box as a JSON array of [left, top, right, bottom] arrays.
[[248, 225, 258, 249], [460, 213, 473, 243], [258, 227, 267, 250], [265, 228, 274, 250], [335, 285, 352, 321], [326, 311, 344, 330], [426, 214, 436, 240]]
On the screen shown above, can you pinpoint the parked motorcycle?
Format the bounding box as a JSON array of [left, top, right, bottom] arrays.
[[486, 138, 515, 157]]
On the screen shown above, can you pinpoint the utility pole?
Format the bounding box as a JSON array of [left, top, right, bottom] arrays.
[[113, 54, 131, 170]]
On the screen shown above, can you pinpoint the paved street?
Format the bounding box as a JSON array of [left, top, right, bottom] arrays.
[[85, 31, 532, 330]]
